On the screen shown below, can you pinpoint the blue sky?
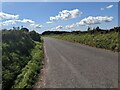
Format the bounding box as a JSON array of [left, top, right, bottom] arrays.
[[1, 2, 118, 33]]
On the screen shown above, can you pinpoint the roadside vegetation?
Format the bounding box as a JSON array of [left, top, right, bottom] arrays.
[[42, 26, 120, 52], [12, 42, 43, 88], [2, 27, 43, 89]]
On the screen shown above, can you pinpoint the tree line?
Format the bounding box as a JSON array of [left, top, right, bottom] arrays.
[[42, 26, 120, 35]]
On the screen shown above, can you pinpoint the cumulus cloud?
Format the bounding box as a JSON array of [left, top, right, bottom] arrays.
[[56, 25, 63, 29], [77, 16, 113, 26], [106, 5, 113, 9], [66, 16, 113, 29], [49, 25, 63, 31], [0, 19, 35, 26], [78, 16, 113, 25], [50, 9, 82, 21], [0, 20, 16, 26], [0, 12, 42, 29], [20, 19, 35, 23], [0, 12, 19, 20], [66, 24, 77, 29], [30, 23, 42, 28]]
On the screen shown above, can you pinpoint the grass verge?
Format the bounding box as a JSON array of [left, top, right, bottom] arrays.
[[48, 32, 119, 52]]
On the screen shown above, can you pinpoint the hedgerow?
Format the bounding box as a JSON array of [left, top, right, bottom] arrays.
[[12, 42, 43, 88], [50, 32, 119, 52]]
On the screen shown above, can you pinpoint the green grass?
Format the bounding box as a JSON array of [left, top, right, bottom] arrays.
[[12, 42, 44, 88], [48, 32, 119, 52]]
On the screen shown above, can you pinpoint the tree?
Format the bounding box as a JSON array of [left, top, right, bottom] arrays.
[[29, 31, 41, 42], [96, 26, 100, 31], [87, 26, 91, 31], [20, 28, 29, 32], [13, 27, 16, 30]]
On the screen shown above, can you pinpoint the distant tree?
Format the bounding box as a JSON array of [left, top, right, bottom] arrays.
[[96, 26, 100, 31], [113, 27, 120, 32], [87, 26, 91, 31], [12, 27, 20, 30], [42, 31, 70, 35], [21, 26, 24, 28], [17, 27, 20, 30], [29, 30, 41, 42], [13, 27, 16, 30], [20, 28, 29, 32]]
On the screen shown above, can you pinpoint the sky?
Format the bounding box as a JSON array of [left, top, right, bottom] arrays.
[[0, 2, 118, 33]]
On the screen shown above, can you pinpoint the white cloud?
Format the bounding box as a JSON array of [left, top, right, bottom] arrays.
[[0, 12, 42, 29], [50, 9, 82, 21], [101, 5, 113, 10], [46, 21, 52, 24], [49, 25, 63, 30], [0, 20, 16, 26], [56, 25, 63, 29], [30, 23, 42, 28], [65, 16, 113, 29], [0, 12, 19, 20], [106, 5, 113, 9], [0, 19, 36, 26], [78, 16, 113, 25], [66, 23, 77, 29], [20, 19, 35, 23]]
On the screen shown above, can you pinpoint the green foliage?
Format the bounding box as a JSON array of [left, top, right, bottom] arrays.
[[29, 31, 41, 42], [20, 28, 29, 32], [12, 42, 43, 89], [49, 32, 119, 52], [2, 29, 41, 89], [42, 26, 120, 35]]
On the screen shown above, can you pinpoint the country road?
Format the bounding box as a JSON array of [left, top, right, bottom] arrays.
[[41, 37, 118, 88]]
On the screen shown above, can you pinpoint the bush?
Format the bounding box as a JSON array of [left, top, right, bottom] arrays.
[[2, 29, 41, 89], [49, 32, 119, 52], [29, 31, 41, 42], [12, 42, 43, 88]]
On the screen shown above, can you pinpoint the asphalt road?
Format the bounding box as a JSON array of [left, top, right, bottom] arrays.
[[43, 37, 118, 88]]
